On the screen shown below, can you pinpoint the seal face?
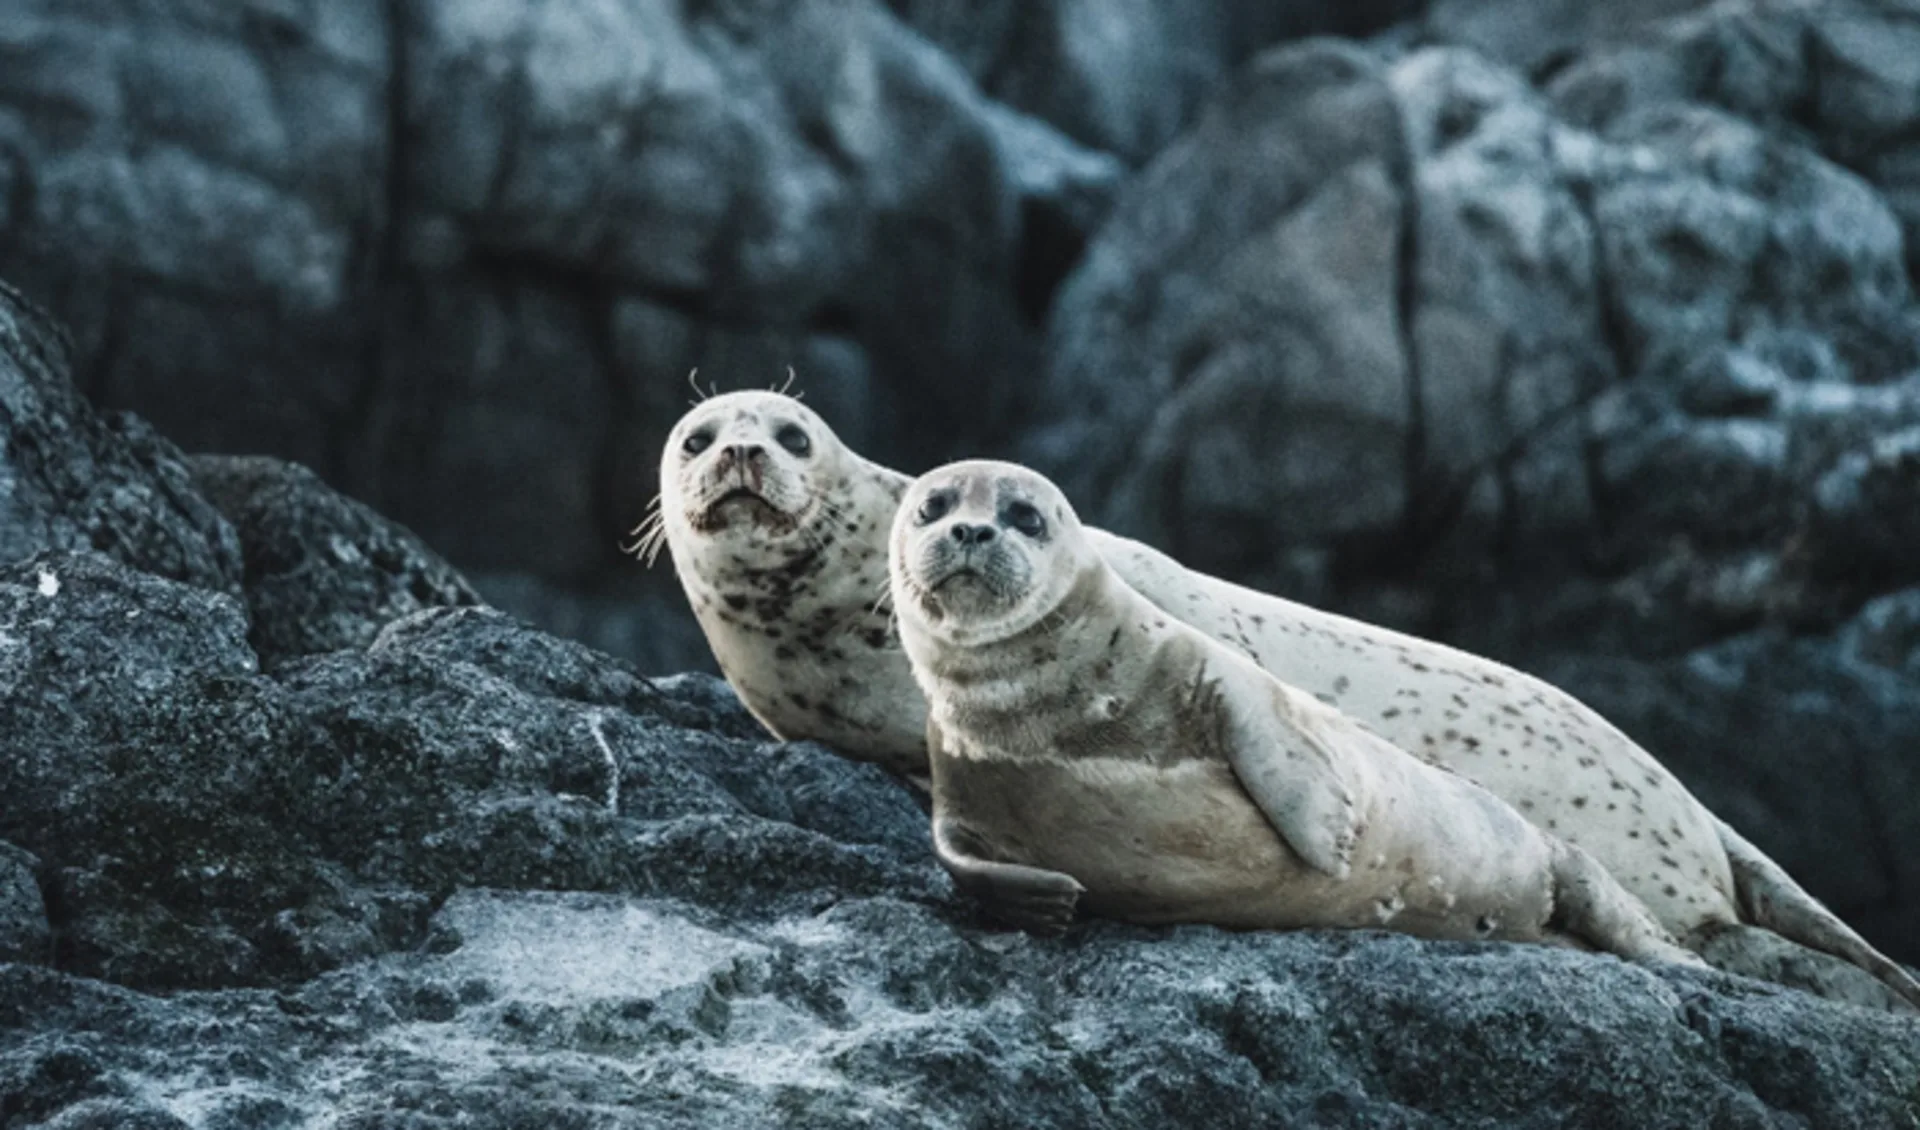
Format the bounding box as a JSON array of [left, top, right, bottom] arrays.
[[652, 391, 924, 775], [889, 460, 1703, 967]]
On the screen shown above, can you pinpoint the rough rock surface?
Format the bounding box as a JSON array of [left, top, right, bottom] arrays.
[[0, 843, 48, 966], [0, 282, 240, 597], [187, 454, 480, 666]]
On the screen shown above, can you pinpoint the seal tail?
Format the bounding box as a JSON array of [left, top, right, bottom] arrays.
[[1715, 818, 1920, 1009]]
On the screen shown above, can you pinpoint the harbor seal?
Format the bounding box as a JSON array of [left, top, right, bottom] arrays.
[[887, 459, 1705, 966], [647, 392, 1920, 1008], [643, 389, 922, 777]]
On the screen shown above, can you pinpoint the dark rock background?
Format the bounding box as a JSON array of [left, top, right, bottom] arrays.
[[3, 1, 1920, 1124]]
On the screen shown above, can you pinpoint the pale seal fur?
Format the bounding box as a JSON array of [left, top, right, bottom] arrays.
[[886, 459, 1705, 966], [650, 393, 1920, 1009], [646, 390, 922, 777]]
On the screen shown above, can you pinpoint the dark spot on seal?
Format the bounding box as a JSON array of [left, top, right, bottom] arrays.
[[787, 693, 811, 708], [1383, 707, 1402, 719], [1572, 797, 1587, 808], [1333, 676, 1351, 695], [1664, 885, 1678, 898], [724, 594, 747, 611], [775, 646, 796, 661]]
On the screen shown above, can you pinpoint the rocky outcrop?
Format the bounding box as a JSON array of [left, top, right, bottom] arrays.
[[0, 282, 240, 597]]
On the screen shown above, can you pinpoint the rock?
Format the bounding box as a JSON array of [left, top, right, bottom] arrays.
[[0, 0, 390, 473], [894, 0, 1424, 162], [0, 0, 1122, 604], [0, 282, 242, 596], [1423, 0, 1714, 75], [0, 895, 1917, 1126], [187, 454, 480, 665], [1807, 426, 1920, 580], [0, 843, 47, 965], [1032, 36, 1919, 578], [0, 550, 930, 990], [1030, 40, 1416, 575]]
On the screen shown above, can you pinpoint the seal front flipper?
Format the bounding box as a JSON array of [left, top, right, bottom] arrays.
[[931, 812, 1084, 936], [1213, 667, 1362, 880], [927, 718, 1083, 936]]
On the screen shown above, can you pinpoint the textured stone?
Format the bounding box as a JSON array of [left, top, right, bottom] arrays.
[[0, 843, 47, 966], [188, 454, 481, 665], [0, 281, 241, 596]]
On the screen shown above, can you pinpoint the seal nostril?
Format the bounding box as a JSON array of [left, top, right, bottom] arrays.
[[950, 523, 995, 546]]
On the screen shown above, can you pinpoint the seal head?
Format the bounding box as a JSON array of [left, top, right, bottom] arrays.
[[889, 460, 1096, 650], [662, 391, 843, 547]]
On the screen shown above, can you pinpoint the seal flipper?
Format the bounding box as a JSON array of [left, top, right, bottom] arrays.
[[1214, 668, 1362, 880], [931, 813, 1084, 935], [1546, 840, 1707, 968], [927, 719, 1084, 935], [1714, 818, 1920, 1010]]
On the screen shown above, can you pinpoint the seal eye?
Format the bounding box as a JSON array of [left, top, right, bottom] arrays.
[[683, 430, 715, 456], [1004, 501, 1046, 539], [774, 423, 811, 457], [916, 493, 953, 525]]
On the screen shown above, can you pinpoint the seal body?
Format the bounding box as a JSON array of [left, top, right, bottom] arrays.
[[891, 461, 1700, 964], [1084, 533, 1737, 938]]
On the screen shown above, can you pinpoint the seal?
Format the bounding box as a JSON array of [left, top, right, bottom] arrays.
[[886, 459, 1706, 966], [647, 393, 1920, 1008], [643, 389, 921, 777], [1086, 530, 1920, 1010]]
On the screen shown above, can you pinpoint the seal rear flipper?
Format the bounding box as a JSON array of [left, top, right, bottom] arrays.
[[1548, 840, 1707, 968], [1715, 818, 1920, 1010], [1217, 671, 1362, 880]]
